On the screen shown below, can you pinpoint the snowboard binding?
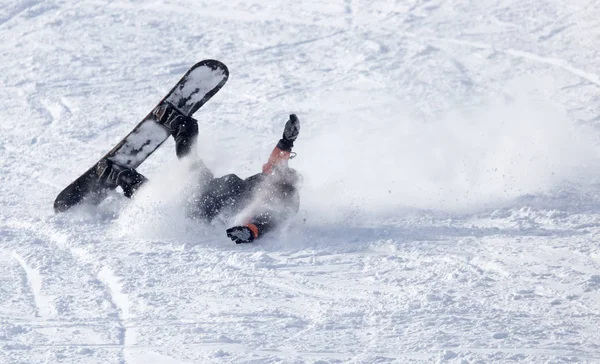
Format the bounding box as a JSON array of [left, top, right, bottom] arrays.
[[53, 159, 147, 212], [95, 159, 147, 198], [153, 103, 199, 159]]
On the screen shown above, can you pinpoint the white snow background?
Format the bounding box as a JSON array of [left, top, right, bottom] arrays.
[[1, 0, 600, 363]]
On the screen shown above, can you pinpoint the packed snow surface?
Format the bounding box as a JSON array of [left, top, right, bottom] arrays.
[[2, 0, 600, 363]]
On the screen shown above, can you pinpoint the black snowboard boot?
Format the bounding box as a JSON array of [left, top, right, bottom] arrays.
[[95, 159, 148, 198], [152, 103, 199, 159], [170, 114, 199, 159]]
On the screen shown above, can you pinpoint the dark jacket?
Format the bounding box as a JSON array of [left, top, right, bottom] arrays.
[[188, 140, 300, 239]]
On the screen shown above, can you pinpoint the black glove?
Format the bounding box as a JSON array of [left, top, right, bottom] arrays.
[[226, 226, 255, 244], [283, 114, 300, 141], [278, 114, 300, 151]]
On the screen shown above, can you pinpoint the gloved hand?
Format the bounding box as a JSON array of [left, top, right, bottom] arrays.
[[278, 114, 300, 151], [226, 226, 255, 244], [283, 114, 300, 142]]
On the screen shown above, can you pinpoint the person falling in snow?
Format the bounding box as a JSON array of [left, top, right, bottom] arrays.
[[103, 113, 301, 244]]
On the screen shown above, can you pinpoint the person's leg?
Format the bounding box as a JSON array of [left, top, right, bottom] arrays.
[[153, 105, 199, 159], [170, 115, 199, 159], [188, 159, 214, 189], [187, 173, 246, 222], [157, 110, 230, 222], [225, 212, 278, 244]]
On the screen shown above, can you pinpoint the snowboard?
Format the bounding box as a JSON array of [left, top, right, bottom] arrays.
[[54, 60, 229, 213]]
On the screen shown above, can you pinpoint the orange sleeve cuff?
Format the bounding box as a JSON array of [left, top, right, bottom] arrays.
[[245, 223, 259, 239]]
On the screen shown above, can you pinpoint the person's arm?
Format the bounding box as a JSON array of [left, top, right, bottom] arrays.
[[226, 114, 300, 244], [226, 213, 276, 244], [226, 191, 299, 244], [262, 114, 300, 174]]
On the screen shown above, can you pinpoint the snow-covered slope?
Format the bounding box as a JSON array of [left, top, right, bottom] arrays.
[[2, 0, 600, 362]]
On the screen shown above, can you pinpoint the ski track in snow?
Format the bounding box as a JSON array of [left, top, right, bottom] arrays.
[[96, 265, 131, 364], [11, 252, 56, 320], [2, 0, 600, 363]]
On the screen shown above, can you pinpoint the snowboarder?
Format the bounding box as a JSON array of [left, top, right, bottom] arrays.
[[112, 113, 302, 244]]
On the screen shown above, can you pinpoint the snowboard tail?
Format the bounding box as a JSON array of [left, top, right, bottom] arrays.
[[54, 60, 229, 213]]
